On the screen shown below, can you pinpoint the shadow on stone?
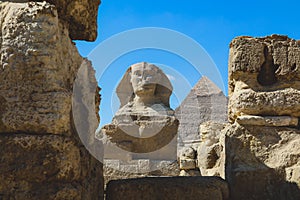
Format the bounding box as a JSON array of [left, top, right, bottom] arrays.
[[225, 124, 300, 200], [106, 176, 229, 200]]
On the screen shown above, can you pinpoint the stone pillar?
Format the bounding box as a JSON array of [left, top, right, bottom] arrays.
[[0, 1, 103, 199], [226, 35, 300, 199]]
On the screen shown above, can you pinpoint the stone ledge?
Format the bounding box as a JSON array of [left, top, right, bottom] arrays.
[[237, 115, 299, 127], [106, 176, 229, 200]]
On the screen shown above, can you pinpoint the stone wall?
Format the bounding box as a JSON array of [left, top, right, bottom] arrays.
[[0, 1, 103, 199], [225, 35, 300, 200]]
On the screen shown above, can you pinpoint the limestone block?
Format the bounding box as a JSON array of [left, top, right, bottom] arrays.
[[286, 166, 300, 188], [149, 160, 180, 175], [0, 183, 80, 200], [0, 2, 83, 135], [228, 35, 300, 122], [179, 159, 196, 170], [237, 115, 298, 127], [106, 177, 229, 200], [0, 134, 81, 182], [197, 121, 225, 177], [3, 0, 101, 41], [0, 134, 103, 199], [105, 159, 121, 171], [224, 123, 300, 200], [179, 169, 201, 176], [180, 147, 196, 159], [103, 160, 180, 189], [138, 159, 150, 173]]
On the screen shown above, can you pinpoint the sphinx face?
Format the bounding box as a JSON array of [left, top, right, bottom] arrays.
[[130, 63, 161, 96]]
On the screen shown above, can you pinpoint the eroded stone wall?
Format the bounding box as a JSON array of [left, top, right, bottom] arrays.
[[225, 35, 300, 200], [0, 1, 103, 199]]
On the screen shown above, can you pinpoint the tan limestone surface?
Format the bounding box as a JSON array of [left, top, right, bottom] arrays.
[[197, 121, 226, 178], [106, 177, 229, 200], [1, 0, 101, 41], [0, 1, 103, 199], [229, 35, 300, 122], [0, 2, 82, 134], [224, 123, 300, 200]]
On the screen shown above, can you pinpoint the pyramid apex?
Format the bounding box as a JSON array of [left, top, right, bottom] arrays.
[[192, 76, 223, 96]]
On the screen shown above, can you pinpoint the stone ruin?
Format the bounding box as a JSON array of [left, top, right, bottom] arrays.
[[99, 62, 180, 186], [224, 35, 300, 199], [104, 35, 300, 199], [0, 0, 103, 199], [1, 1, 299, 199]]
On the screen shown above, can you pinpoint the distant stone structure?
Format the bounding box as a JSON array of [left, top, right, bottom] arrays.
[[175, 76, 228, 156], [99, 62, 179, 186], [200, 35, 300, 200], [0, 1, 103, 199]]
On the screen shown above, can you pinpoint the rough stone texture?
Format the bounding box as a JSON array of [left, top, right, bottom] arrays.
[[175, 76, 228, 156], [226, 35, 300, 199], [180, 159, 196, 170], [237, 115, 298, 127], [224, 123, 300, 200], [197, 121, 225, 177], [0, 2, 103, 199], [0, 2, 82, 134], [0, 134, 102, 200], [229, 35, 300, 122], [106, 177, 229, 200], [179, 147, 200, 176], [101, 118, 178, 160], [2, 0, 101, 41], [103, 160, 180, 189]]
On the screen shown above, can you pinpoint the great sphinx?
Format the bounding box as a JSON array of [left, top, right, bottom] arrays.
[[99, 62, 179, 160]]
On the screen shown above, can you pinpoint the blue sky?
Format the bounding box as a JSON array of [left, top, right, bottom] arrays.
[[75, 0, 300, 126]]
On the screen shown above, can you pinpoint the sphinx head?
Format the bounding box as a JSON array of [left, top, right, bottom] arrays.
[[117, 62, 173, 108]]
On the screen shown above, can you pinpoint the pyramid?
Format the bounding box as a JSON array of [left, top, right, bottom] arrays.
[[175, 76, 228, 156]]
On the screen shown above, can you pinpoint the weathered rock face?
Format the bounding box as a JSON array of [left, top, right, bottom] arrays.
[[224, 123, 300, 200], [106, 177, 229, 200], [226, 35, 300, 199], [0, 2, 82, 134], [175, 76, 227, 156], [1, 0, 101, 41], [0, 1, 103, 199], [0, 134, 102, 200], [229, 35, 300, 122], [197, 121, 225, 178], [47, 0, 101, 41]]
